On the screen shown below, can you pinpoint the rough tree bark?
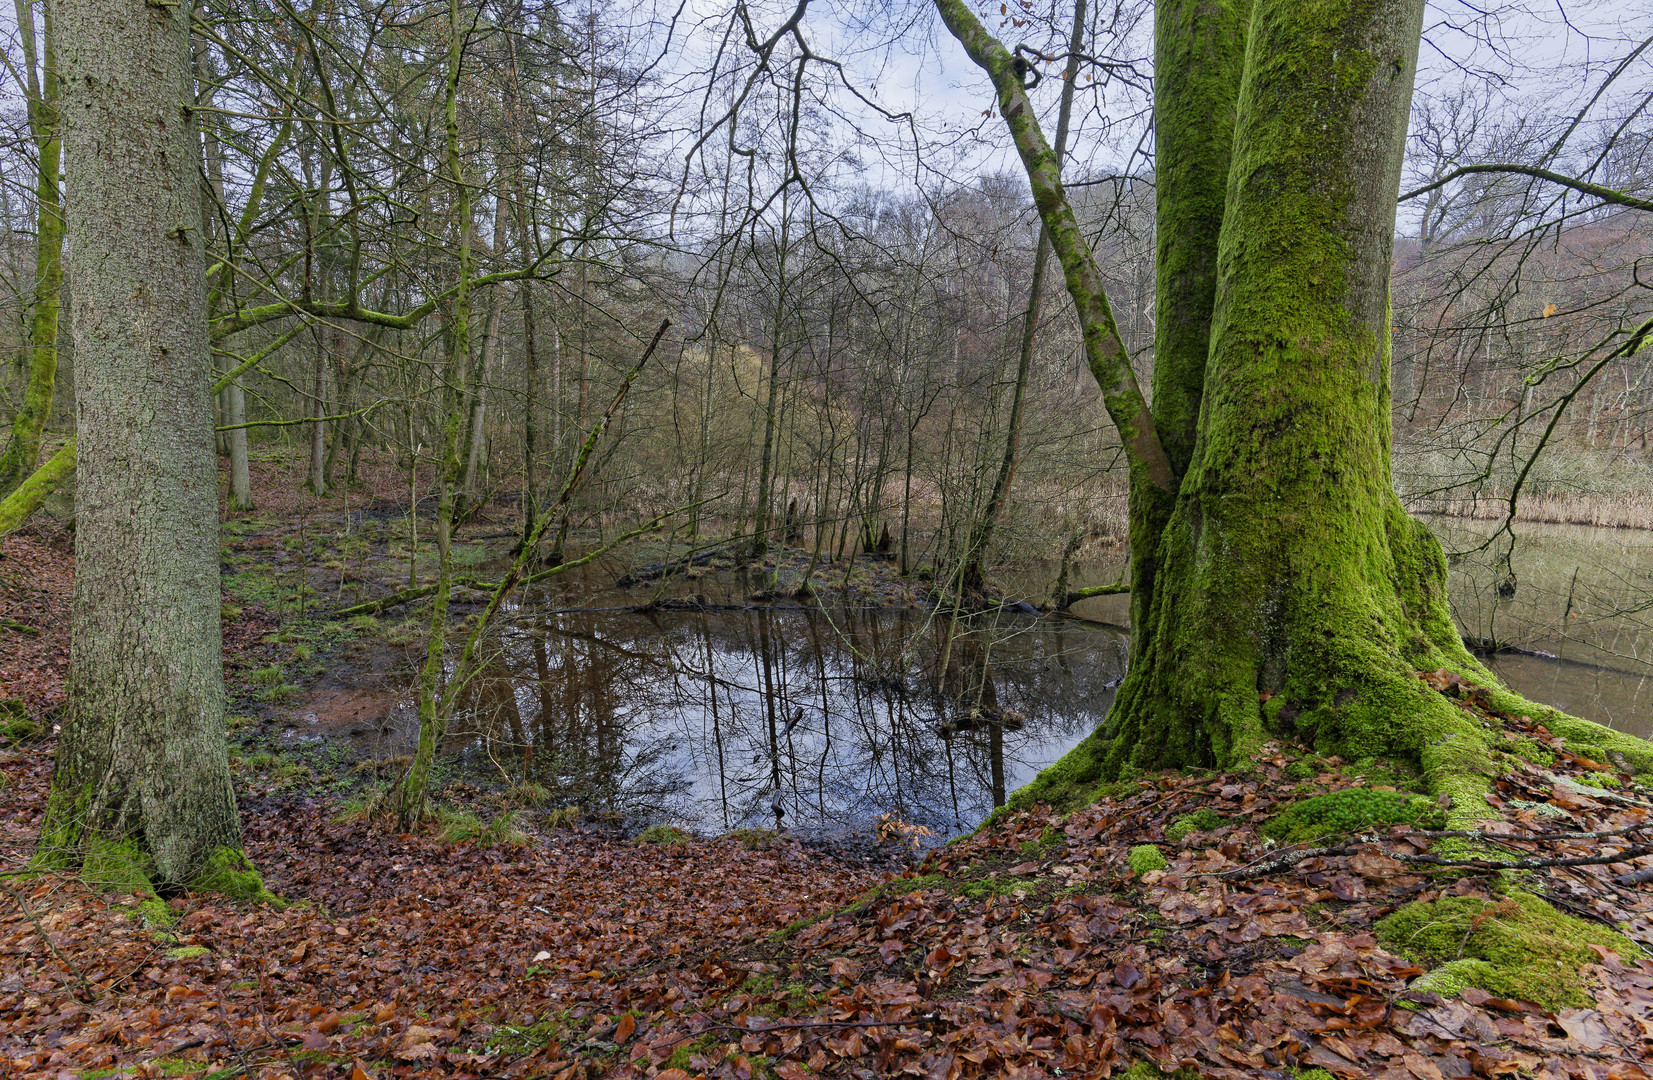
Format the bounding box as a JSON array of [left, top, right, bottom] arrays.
[[39, 0, 261, 896]]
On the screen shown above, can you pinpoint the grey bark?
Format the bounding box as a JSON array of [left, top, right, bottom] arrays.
[[42, 0, 242, 882]]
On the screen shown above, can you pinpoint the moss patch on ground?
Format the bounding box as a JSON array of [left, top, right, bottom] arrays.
[[1376, 891, 1643, 1010], [1127, 844, 1168, 875], [1263, 788, 1442, 843], [1166, 808, 1227, 842]]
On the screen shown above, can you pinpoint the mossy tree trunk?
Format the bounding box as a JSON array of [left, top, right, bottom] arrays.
[[40, 0, 249, 888], [1103, 0, 1502, 782], [941, 0, 1520, 807], [387, 0, 476, 831]]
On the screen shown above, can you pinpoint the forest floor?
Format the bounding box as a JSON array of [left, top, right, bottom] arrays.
[[3, 459, 1653, 1079]]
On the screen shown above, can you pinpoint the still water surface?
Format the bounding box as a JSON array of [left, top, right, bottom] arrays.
[[1432, 516, 1653, 740], [419, 561, 1126, 837], [381, 519, 1653, 836]]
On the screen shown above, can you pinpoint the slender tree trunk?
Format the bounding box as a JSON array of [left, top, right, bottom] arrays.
[[462, 294, 505, 505], [223, 369, 254, 510], [961, 0, 1087, 594], [389, 0, 475, 830], [935, 0, 1176, 605], [41, 0, 254, 893], [307, 336, 328, 496], [0, 0, 62, 498], [195, 39, 262, 512]]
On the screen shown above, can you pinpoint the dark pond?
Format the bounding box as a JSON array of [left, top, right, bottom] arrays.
[[334, 563, 1130, 840]]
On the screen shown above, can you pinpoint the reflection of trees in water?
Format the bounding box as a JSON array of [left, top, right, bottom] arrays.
[[442, 605, 1125, 835]]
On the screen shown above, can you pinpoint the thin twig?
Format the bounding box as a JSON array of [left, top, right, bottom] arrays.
[[0, 879, 95, 1001]]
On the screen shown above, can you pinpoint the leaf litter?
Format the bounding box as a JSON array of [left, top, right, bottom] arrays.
[[5, 703, 1652, 1079], [4, 522, 1653, 1078]]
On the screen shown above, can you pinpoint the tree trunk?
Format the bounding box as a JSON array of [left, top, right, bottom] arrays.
[[388, 0, 475, 830], [307, 336, 328, 496], [961, 0, 1087, 595], [942, 0, 1548, 813], [0, 0, 62, 498], [1100, 0, 1488, 775], [223, 368, 254, 510], [40, 0, 253, 894]]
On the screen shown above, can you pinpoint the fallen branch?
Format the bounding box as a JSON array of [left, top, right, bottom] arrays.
[[614, 544, 731, 587], [331, 512, 687, 618], [1058, 581, 1129, 608], [1416, 820, 1653, 842], [1219, 836, 1653, 881], [1218, 844, 1355, 880], [1397, 844, 1653, 872]]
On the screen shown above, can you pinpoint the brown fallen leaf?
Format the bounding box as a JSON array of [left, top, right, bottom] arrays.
[[401, 1024, 441, 1049], [1556, 1007, 1615, 1050]]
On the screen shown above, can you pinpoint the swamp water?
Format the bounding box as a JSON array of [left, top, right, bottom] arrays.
[[314, 518, 1653, 838]]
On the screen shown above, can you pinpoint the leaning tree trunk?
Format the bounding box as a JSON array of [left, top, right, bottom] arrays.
[[39, 0, 254, 894]]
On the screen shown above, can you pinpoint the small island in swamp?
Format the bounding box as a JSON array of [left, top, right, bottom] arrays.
[[3, 0, 1653, 1076]]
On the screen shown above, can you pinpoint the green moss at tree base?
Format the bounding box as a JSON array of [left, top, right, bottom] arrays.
[[82, 838, 155, 894], [192, 846, 280, 906], [1376, 891, 1642, 1010]]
